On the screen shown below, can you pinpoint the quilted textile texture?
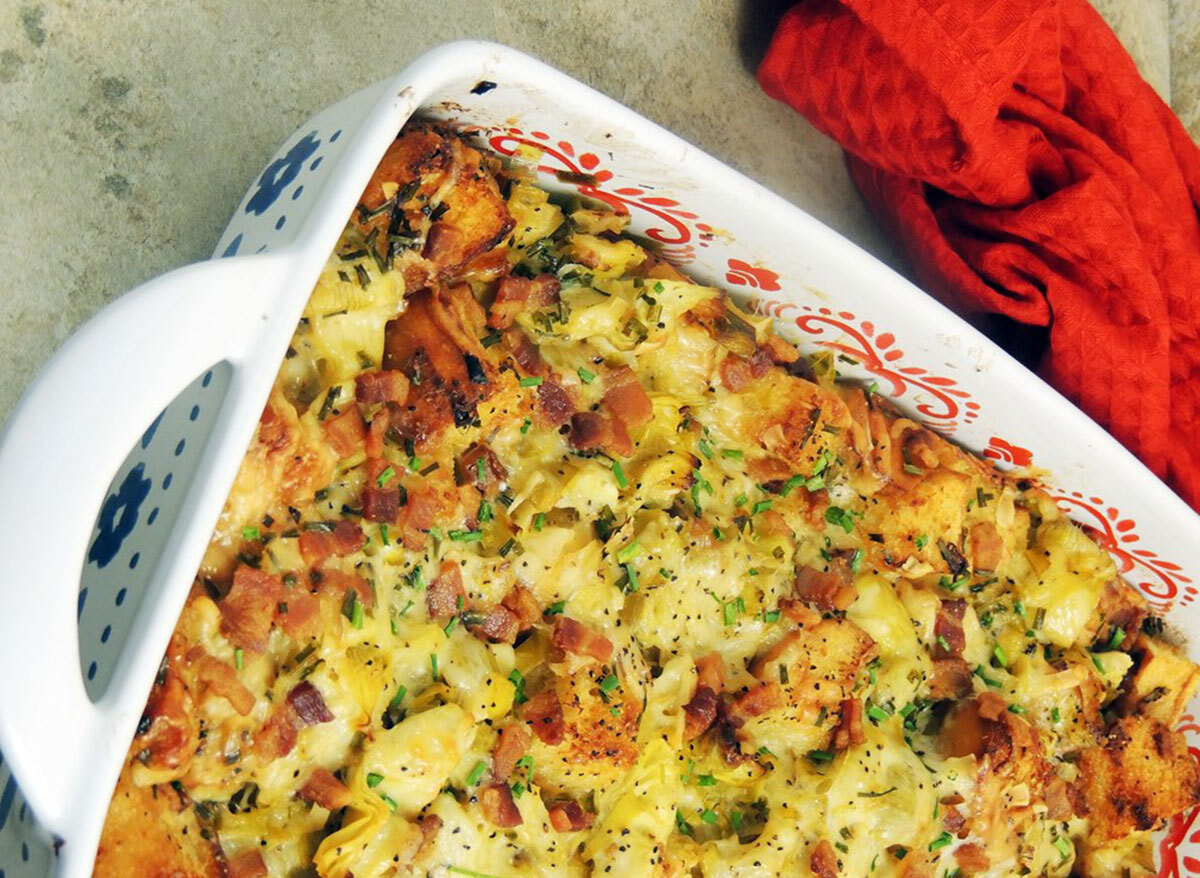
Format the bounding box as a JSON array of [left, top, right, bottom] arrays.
[[759, 0, 1200, 510]]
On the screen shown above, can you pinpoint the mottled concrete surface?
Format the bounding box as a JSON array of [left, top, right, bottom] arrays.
[[0, 0, 1194, 421]]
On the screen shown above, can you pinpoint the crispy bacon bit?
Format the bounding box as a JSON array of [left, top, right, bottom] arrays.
[[933, 599, 967, 659], [551, 617, 613, 663], [778, 597, 822, 627], [288, 680, 335, 724], [760, 334, 800, 365], [731, 682, 783, 719], [226, 850, 269, 878], [832, 698, 865, 750], [794, 565, 857, 612], [361, 484, 400, 523], [254, 705, 300, 761], [298, 767, 352, 811], [135, 650, 196, 770], [602, 367, 653, 428], [492, 722, 532, 782], [939, 539, 968, 576], [695, 652, 726, 692], [426, 562, 465, 622], [461, 442, 507, 494], [355, 370, 410, 405], [810, 839, 839, 878], [365, 413, 389, 458], [417, 813, 443, 856], [522, 690, 565, 745], [567, 411, 611, 451], [472, 606, 520, 644], [501, 585, 541, 631], [537, 380, 575, 427], [954, 843, 990, 873], [928, 657, 973, 700], [548, 800, 594, 833], [942, 802, 967, 837], [683, 686, 721, 740], [488, 274, 560, 329], [720, 355, 754, 393], [975, 691, 1009, 721], [277, 591, 322, 642], [967, 520, 1004, 571], [191, 651, 255, 716], [316, 568, 373, 610], [480, 781, 523, 827], [399, 484, 441, 548], [219, 566, 284, 652], [322, 408, 366, 458], [505, 328, 545, 375], [298, 520, 366, 566], [1044, 774, 1075, 819]]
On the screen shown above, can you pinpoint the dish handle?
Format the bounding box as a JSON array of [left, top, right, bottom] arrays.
[[0, 253, 284, 838]]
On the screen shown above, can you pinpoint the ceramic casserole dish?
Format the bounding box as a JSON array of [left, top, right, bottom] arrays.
[[1, 40, 1199, 878]]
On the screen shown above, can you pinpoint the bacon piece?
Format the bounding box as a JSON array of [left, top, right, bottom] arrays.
[[548, 801, 593, 833], [731, 682, 782, 719], [471, 606, 520, 644], [967, 521, 1004, 571], [226, 850, 268, 878], [695, 652, 726, 692], [322, 408, 366, 458], [315, 568, 373, 610], [501, 585, 541, 631], [426, 562, 465, 621], [355, 370, 410, 405], [398, 483, 441, 549], [288, 680, 335, 724], [135, 650, 196, 771], [492, 722, 532, 782], [720, 355, 754, 393], [954, 843, 990, 873], [928, 657, 973, 700], [191, 651, 255, 716], [461, 442, 507, 495], [488, 274, 560, 329], [606, 415, 635, 457], [364, 413, 389, 458], [602, 367, 653, 428], [761, 334, 800, 365], [299, 767, 352, 811], [933, 599, 967, 659], [794, 565, 857, 612], [551, 617, 613, 663], [537, 380, 575, 427], [683, 686, 720, 740], [567, 411, 611, 451], [479, 782, 523, 827], [417, 814, 443, 856], [298, 520, 366, 566], [219, 566, 285, 652], [1044, 774, 1075, 819], [942, 802, 967, 837], [778, 597, 822, 627], [522, 690, 565, 745], [255, 681, 338, 761], [504, 328, 545, 375], [975, 691, 1009, 721], [832, 698, 865, 750], [362, 484, 400, 523], [277, 591, 322, 642], [810, 839, 838, 878]]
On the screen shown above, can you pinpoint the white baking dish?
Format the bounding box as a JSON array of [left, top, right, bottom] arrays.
[[1, 40, 1198, 877]]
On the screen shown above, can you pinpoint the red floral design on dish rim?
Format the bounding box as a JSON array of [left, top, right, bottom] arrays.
[[1160, 715, 1200, 877]]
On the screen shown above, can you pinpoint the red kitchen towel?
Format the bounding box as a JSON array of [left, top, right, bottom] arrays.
[[759, 0, 1200, 510]]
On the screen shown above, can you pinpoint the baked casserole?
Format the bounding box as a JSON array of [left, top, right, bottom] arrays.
[[94, 124, 1200, 878]]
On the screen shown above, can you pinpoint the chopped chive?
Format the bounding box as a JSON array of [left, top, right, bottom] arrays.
[[612, 460, 628, 488], [241, 526, 260, 541], [520, 418, 532, 434], [698, 438, 714, 459], [914, 534, 929, 549], [389, 617, 398, 635], [1107, 626, 1126, 650], [616, 541, 641, 563], [533, 512, 546, 531], [476, 457, 487, 484], [763, 609, 781, 623], [234, 648, 244, 671], [375, 466, 396, 487], [928, 831, 953, 852], [367, 772, 384, 788], [1053, 836, 1072, 861], [1008, 704, 1025, 714], [696, 774, 716, 787], [867, 705, 889, 724], [1051, 707, 1061, 722], [380, 523, 390, 545], [734, 493, 748, 507], [431, 653, 439, 682], [510, 781, 525, 798], [902, 463, 924, 475], [398, 599, 414, 617], [519, 376, 544, 387], [973, 665, 1002, 689], [466, 760, 487, 786], [1091, 652, 1105, 673], [351, 597, 364, 629], [780, 474, 805, 496], [477, 499, 493, 524], [712, 526, 724, 541], [807, 749, 835, 764], [992, 645, 1008, 668], [481, 331, 502, 348], [700, 809, 718, 825], [1014, 600, 1026, 618], [444, 616, 458, 635], [448, 530, 483, 542], [599, 674, 620, 695], [721, 448, 744, 460], [389, 684, 407, 709], [850, 548, 864, 573], [498, 538, 518, 557], [382, 795, 398, 812], [936, 635, 951, 652], [752, 499, 773, 515], [824, 505, 855, 533], [577, 367, 596, 384], [544, 600, 566, 616], [723, 602, 737, 626], [623, 563, 640, 592], [508, 669, 527, 704], [675, 809, 693, 836], [730, 810, 743, 832]]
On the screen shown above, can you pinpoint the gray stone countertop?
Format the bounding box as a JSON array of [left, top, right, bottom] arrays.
[[0, 0, 1195, 421]]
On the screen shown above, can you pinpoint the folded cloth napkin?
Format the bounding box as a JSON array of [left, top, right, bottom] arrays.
[[759, 0, 1200, 509]]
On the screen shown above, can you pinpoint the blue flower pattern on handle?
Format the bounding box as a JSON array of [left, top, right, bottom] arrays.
[[87, 464, 152, 569], [244, 131, 321, 217]]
